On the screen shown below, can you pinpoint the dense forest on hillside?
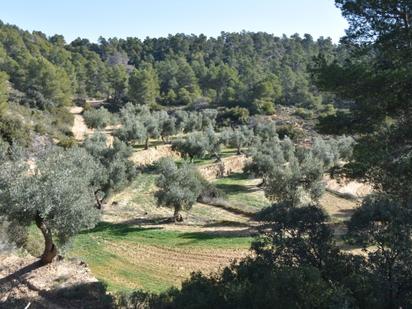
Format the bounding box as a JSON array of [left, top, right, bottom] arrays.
[[0, 20, 344, 113]]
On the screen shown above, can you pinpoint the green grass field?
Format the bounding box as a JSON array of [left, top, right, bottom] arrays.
[[214, 173, 270, 214], [26, 145, 355, 295], [68, 222, 252, 293], [64, 167, 262, 293]]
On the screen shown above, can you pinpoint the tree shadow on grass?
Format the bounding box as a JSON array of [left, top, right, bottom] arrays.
[[40, 281, 114, 309], [120, 216, 175, 226], [215, 183, 251, 194], [178, 228, 257, 244], [204, 220, 251, 228], [198, 199, 254, 218], [80, 221, 161, 237]]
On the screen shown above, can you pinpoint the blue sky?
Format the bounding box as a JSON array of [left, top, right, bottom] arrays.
[[1, 0, 347, 43]]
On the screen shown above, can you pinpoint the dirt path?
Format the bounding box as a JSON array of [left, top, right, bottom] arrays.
[[69, 106, 115, 145], [69, 106, 92, 141]]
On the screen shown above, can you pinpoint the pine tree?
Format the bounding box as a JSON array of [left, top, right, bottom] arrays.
[[128, 64, 159, 105]]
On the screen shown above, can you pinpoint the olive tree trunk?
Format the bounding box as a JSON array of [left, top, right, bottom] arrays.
[[35, 213, 57, 264], [173, 207, 183, 222]]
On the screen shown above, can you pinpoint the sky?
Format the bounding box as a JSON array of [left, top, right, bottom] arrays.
[[1, 0, 348, 43]]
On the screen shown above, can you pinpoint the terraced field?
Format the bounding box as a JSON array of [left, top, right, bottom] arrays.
[[64, 164, 359, 293], [67, 171, 257, 293], [63, 113, 361, 293], [69, 224, 251, 292]]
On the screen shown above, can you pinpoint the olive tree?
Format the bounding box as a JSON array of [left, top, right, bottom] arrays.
[[83, 107, 112, 129], [248, 136, 354, 207], [157, 111, 176, 143], [174, 110, 189, 133], [245, 137, 283, 186], [142, 113, 160, 149], [172, 128, 222, 162], [116, 103, 171, 149], [115, 115, 147, 146], [0, 146, 102, 264], [222, 125, 255, 155], [263, 139, 326, 207], [203, 127, 222, 161], [155, 158, 203, 222], [115, 103, 149, 145], [83, 133, 137, 202], [172, 132, 208, 162], [253, 121, 278, 143]]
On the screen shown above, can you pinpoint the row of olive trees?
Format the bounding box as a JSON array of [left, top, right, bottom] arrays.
[[113, 103, 218, 149], [171, 120, 285, 162], [83, 102, 286, 156], [246, 135, 355, 208]]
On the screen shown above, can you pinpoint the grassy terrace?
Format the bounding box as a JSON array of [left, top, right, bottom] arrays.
[[19, 145, 349, 294], [66, 168, 259, 293], [24, 153, 358, 294], [213, 173, 270, 214], [68, 223, 252, 293]]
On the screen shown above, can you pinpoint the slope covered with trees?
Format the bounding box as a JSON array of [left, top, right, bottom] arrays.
[[0, 20, 343, 113], [2, 1, 412, 307]]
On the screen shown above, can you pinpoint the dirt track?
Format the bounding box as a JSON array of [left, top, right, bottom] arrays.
[[69, 106, 92, 141], [69, 106, 115, 145]]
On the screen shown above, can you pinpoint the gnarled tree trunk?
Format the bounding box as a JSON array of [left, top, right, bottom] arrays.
[[35, 213, 57, 264], [173, 207, 183, 222]]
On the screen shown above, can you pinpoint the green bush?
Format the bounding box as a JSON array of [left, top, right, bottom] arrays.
[[294, 107, 314, 119], [0, 114, 31, 145], [57, 136, 77, 149], [83, 107, 112, 129]]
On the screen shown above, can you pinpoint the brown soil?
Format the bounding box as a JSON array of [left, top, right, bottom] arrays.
[[69, 106, 117, 146], [0, 252, 112, 309], [69, 106, 93, 141], [197, 155, 250, 180], [129, 145, 180, 167]]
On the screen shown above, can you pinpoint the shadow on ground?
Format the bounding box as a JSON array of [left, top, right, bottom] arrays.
[[204, 220, 251, 228], [178, 228, 257, 242], [80, 221, 161, 237], [1, 281, 114, 309]]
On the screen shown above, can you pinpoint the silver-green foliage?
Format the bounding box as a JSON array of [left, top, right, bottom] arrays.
[[83, 107, 112, 129], [0, 146, 101, 244], [83, 132, 137, 193], [222, 125, 255, 154], [155, 158, 203, 217], [172, 128, 222, 161], [248, 136, 354, 207]]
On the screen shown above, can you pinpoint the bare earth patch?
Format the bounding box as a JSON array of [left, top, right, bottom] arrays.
[[0, 252, 111, 308], [69, 106, 93, 141]]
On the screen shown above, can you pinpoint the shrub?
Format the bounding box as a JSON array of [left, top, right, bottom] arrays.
[[83, 107, 112, 129], [0, 114, 31, 145]]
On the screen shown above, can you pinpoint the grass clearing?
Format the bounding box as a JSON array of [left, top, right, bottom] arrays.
[[67, 222, 252, 293], [214, 173, 270, 214]]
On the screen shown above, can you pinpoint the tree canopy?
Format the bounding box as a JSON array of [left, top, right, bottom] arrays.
[[0, 145, 102, 263]]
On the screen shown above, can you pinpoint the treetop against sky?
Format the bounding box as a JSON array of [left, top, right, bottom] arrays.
[[1, 0, 347, 43]]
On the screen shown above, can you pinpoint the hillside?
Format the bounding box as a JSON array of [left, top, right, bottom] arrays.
[[2, 1, 412, 307]]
